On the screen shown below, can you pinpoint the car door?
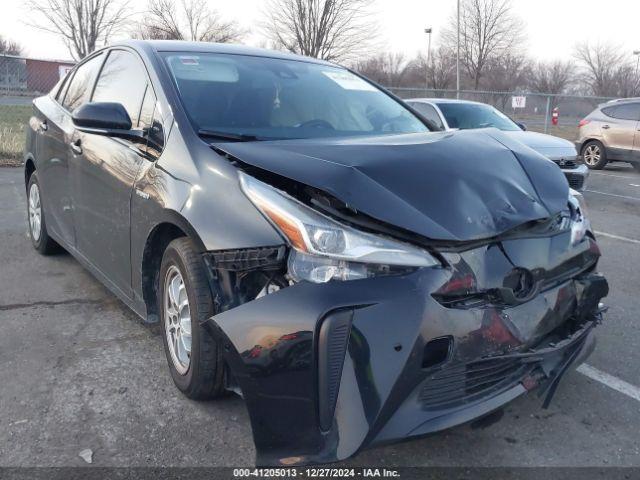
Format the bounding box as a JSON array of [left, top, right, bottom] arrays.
[[35, 53, 104, 247], [70, 49, 152, 298], [600, 103, 640, 160]]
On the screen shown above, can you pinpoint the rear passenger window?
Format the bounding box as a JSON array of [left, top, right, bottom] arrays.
[[92, 50, 148, 126], [602, 103, 640, 121], [62, 54, 104, 112]]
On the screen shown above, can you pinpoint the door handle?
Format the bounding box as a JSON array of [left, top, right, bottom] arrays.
[[602, 125, 610, 129], [70, 139, 82, 155], [39, 121, 48, 132]]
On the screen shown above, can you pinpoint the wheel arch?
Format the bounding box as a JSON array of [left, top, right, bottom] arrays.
[[140, 211, 207, 324], [24, 156, 36, 190], [579, 138, 602, 154]]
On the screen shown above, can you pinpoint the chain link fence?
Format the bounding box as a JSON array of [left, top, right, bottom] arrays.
[[0, 54, 74, 165], [388, 87, 616, 142], [0, 52, 621, 165]]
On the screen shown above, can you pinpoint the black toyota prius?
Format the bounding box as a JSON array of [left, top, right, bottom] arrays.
[[24, 40, 608, 466]]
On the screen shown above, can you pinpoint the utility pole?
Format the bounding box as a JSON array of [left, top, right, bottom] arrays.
[[634, 50, 640, 94], [425, 28, 432, 90], [456, 0, 461, 99]]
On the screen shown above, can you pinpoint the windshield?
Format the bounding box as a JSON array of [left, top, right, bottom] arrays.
[[162, 53, 429, 140], [436, 102, 521, 131]]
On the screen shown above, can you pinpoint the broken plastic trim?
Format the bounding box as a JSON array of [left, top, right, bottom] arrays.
[[204, 245, 287, 272], [201, 246, 289, 317]]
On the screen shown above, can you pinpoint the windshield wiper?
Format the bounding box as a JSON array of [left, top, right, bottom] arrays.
[[198, 129, 261, 142]]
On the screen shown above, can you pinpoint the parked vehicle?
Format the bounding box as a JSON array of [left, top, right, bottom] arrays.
[[577, 98, 640, 170], [24, 41, 608, 466], [407, 98, 589, 190]]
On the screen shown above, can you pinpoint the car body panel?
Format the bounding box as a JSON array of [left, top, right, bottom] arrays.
[[208, 232, 606, 465], [71, 131, 146, 296], [30, 96, 78, 246], [408, 98, 589, 190], [601, 118, 638, 157], [213, 129, 568, 243]]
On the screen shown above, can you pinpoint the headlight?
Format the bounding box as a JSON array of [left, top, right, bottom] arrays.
[[239, 172, 439, 283], [569, 188, 589, 245]]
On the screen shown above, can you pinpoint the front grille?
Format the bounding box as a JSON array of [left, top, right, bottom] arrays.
[[418, 357, 532, 410], [567, 174, 585, 190], [554, 159, 577, 168]]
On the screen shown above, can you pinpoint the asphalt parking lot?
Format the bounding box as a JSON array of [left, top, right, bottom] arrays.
[[1, 164, 639, 468]]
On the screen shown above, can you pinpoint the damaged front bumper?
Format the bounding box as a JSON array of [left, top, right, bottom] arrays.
[[204, 236, 608, 466]]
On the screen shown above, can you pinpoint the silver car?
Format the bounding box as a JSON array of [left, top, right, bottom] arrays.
[[408, 98, 589, 190], [576, 98, 640, 170]]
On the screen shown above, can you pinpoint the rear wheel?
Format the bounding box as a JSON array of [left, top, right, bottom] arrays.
[[159, 237, 225, 399], [582, 141, 607, 170], [27, 173, 60, 255]]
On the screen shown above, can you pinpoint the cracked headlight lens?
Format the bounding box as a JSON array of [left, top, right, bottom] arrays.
[[239, 172, 439, 283], [569, 188, 589, 245]]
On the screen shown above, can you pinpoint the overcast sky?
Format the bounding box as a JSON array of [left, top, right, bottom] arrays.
[[1, 0, 639, 62]]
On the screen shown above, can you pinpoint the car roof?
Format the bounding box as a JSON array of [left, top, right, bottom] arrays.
[[600, 97, 640, 108], [110, 39, 337, 67], [407, 98, 486, 106]]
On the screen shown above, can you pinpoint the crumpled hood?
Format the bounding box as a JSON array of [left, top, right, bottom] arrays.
[[503, 130, 577, 158], [213, 129, 569, 242]]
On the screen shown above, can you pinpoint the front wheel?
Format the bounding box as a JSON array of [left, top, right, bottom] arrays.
[[159, 237, 225, 399], [582, 141, 608, 170]]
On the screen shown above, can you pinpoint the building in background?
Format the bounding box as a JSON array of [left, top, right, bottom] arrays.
[[0, 54, 75, 95]]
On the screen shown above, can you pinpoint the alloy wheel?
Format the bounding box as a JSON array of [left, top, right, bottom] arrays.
[[164, 265, 192, 375], [28, 182, 42, 242], [583, 144, 601, 167]]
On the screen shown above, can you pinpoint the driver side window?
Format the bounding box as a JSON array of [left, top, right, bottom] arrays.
[[92, 50, 148, 126]]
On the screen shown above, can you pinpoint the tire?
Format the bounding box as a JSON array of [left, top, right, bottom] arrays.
[[27, 172, 61, 255], [159, 237, 225, 400], [582, 140, 608, 170]]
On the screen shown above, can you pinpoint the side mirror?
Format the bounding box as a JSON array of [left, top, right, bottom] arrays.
[[72, 102, 144, 142], [72, 102, 132, 130], [516, 122, 527, 131]]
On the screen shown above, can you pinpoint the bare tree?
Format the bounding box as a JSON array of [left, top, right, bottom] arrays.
[[441, 0, 524, 90], [484, 53, 530, 109], [574, 42, 638, 97], [529, 60, 574, 95], [404, 47, 457, 90], [26, 0, 127, 60], [262, 0, 377, 62], [0, 36, 23, 56], [136, 0, 244, 43], [353, 52, 408, 87]]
